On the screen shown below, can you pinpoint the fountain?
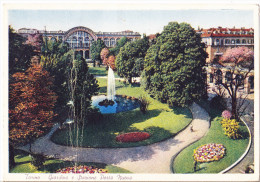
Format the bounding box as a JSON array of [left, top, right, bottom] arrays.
[[92, 67, 139, 114], [107, 67, 116, 101]]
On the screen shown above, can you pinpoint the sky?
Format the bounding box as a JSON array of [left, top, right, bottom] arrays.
[[8, 9, 254, 35]]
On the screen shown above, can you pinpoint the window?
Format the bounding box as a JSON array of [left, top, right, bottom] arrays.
[[104, 38, 110, 47], [225, 39, 230, 44], [231, 39, 235, 44], [236, 39, 240, 44], [85, 37, 89, 47], [216, 39, 220, 45], [242, 39, 246, 44], [110, 38, 116, 47]]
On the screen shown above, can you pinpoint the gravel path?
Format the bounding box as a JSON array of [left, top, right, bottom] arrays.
[[18, 103, 210, 173]]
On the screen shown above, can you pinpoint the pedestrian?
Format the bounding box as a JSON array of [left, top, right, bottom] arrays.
[[190, 124, 194, 132]]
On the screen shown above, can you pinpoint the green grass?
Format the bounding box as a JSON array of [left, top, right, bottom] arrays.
[[11, 149, 131, 173], [51, 78, 192, 148], [88, 66, 108, 76], [173, 100, 250, 173]]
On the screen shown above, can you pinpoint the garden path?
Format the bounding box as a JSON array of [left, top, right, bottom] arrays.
[[18, 102, 210, 173]]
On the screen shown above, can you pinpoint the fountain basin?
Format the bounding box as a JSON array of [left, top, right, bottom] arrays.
[[92, 95, 139, 114]]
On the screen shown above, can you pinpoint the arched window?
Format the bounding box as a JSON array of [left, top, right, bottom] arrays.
[[242, 39, 246, 44], [249, 76, 254, 89], [215, 70, 222, 84], [116, 38, 120, 42], [225, 71, 232, 83], [235, 75, 243, 86], [110, 38, 116, 47], [104, 38, 110, 47], [236, 39, 240, 44], [72, 36, 77, 48], [85, 37, 89, 47], [231, 39, 235, 44]]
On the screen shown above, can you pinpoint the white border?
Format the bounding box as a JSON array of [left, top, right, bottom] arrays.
[[1, 1, 259, 181]]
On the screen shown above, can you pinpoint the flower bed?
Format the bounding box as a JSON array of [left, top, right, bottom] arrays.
[[56, 165, 107, 173], [193, 143, 225, 163], [116, 132, 150, 143]]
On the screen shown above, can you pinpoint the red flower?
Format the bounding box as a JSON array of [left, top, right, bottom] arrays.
[[116, 132, 150, 142]]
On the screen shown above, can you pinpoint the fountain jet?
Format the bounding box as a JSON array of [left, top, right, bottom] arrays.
[[107, 67, 116, 101]]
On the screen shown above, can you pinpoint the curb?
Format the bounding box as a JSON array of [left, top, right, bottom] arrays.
[[218, 116, 252, 174]]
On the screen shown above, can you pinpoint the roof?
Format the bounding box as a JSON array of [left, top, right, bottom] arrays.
[[197, 27, 254, 38]]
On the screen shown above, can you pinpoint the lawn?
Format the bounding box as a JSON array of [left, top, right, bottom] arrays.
[[172, 100, 250, 173], [10, 149, 131, 173], [88, 66, 108, 76], [51, 77, 192, 148]]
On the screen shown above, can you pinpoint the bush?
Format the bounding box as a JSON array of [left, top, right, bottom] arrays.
[[87, 108, 103, 123], [116, 132, 150, 142], [138, 96, 150, 114], [210, 95, 226, 110], [31, 153, 46, 168], [221, 118, 241, 139]]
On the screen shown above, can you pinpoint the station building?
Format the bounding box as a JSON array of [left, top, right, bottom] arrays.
[[17, 26, 141, 59]]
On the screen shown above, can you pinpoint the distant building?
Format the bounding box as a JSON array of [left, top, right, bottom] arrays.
[[17, 26, 141, 59], [196, 27, 254, 63], [196, 27, 254, 94]]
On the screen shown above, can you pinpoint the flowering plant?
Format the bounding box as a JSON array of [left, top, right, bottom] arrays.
[[221, 118, 241, 139], [193, 143, 225, 163], [56, 165, 107, 173], [222, 110, 232, 119], [116, 132, 150, 142]]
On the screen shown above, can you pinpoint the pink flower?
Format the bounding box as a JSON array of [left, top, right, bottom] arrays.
[[222, 110, 232, 119]]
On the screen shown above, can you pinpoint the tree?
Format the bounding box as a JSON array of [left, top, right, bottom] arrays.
[[69, 54, 99, 124], [116, 36, 149, 83], [26, 33, 43, 53], [90, 38, 106, 67], [143, 22, 208, 107], [107, 55, 116, 70], [9, 26, 35, 74], [100, 48, 110, 66], [219, 46, 254, 119], [9, 65, 57, 167], [109, 37, 130, 56]]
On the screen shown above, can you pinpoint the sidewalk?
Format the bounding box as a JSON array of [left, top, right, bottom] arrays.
[[18, 103, 210, 173]]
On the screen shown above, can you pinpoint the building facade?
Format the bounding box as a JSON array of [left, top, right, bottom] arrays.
[[17, 26, 141, 59], [196, 27, 254, 94]]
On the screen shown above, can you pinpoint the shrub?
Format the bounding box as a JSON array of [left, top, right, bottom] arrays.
[[87, 108, 103, 123], [221, 118, 241, 139], [222, 110, 232, 119], [138, 96, 150, 114], [31, 153, 46, 169], [116, 132, 150, 142], [210, 95, 226, 110]]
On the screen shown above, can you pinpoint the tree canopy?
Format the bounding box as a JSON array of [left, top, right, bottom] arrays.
[[9, 26, 35, 74], [219, 46, 254, 119], [109, 37, 130, 56], [116, 36, 149, 83], [90, 38, 106, 67], [9, 65, 57, 146], [143, 22, 208, 107]]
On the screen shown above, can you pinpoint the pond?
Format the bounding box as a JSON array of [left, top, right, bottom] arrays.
[[92, 95, 139, 114]]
